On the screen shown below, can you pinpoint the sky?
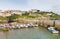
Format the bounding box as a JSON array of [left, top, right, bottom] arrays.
[[0, 0, 60, 14]]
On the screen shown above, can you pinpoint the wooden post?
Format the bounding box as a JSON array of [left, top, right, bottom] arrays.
[[53, 21, 55, 27]]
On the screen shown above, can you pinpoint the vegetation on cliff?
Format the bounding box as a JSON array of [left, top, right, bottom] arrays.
[[0, 10, 60, 23]]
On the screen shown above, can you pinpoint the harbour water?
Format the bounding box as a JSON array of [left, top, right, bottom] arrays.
[[0, 26, 60, 39]]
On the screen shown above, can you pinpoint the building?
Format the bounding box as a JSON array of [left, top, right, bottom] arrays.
[[29, 9, 40, 13]]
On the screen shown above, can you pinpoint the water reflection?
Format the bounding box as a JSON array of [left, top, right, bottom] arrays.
[[0, 27, 60, 39]]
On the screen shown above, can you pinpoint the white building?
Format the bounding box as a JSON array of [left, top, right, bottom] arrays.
[[47, 13, 52, 15], [29, 9, 38, 13]]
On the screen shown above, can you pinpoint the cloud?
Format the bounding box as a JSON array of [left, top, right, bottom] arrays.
[[0, 0, 60, 14], [27, 0, 54, 11], [27, 0, 60, 14], [51, 0, 60, 14], [52, 4, 60, 14]]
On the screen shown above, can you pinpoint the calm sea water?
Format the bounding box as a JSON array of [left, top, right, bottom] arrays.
[[0, 27, 60, 39]]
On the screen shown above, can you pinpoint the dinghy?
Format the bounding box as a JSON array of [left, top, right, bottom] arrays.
[[48, 26, 59, 34]]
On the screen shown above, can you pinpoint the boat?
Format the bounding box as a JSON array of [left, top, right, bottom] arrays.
[[1, 27, 9, 31], [52, 30, 59, 34], [20, 24, 26, 28], [28, 25, 33, 28], [48, 26, 59, 34], [15, 25, 21, 29]]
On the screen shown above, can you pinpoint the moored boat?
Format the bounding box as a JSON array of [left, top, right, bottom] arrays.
[[1, 27, 9, 31], [48, 26, 59, 34], [52, 30, 59, 34]]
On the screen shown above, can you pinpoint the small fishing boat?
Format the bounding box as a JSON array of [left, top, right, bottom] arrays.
[[28, 25, 33, 28], [48, 26, 59, 34], [1, 27, 9, 31], [11, 26, 16, 29], [15, 25, 21, 29], [52, 30, 59, 34]]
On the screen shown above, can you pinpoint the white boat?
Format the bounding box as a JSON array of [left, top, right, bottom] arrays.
[[52, 30, 59, 34], [48, 26, 59, 34], [11, 26, 16, 29], [20, 24, 26, 28], [23, 24, 28, 28], [24, 25, 28, 28], [16, 25, 21, 29]]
